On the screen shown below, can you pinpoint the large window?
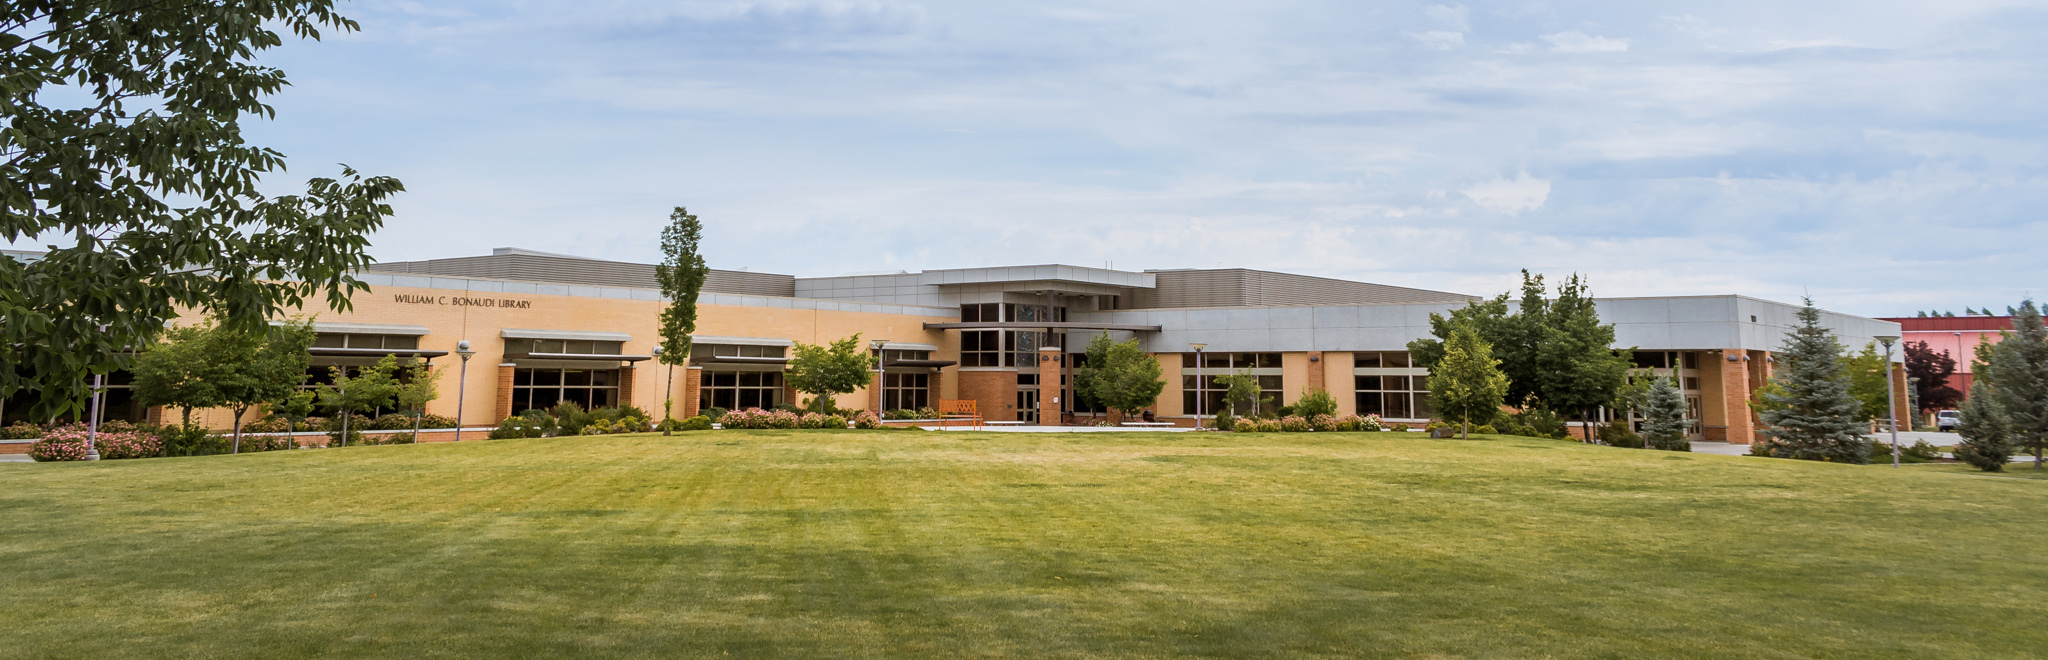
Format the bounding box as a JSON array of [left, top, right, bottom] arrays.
[[1181, 353, 1282, 416], [958, 303, 1067, 368], [703, 371, 784, 410], [512, 368, 619, 413], [882, 373, 930, 411], [1355, 351, 1430, 420], [1355, 375, 1430, 419]]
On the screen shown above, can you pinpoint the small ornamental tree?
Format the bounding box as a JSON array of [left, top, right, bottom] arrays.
[[1758, 298, 1870, 464], [394, 359, 446, 441], [130, 323, 225, 428], [1988, 300, 2048, 469], [1843, 341, 1892, 423], [655, 207, 710, 433], [270, 390, 318, 436], [1953, 379, 2014, 472], [218, 319, 316, 453], [1903, 341, 1962, 411], [314, 355, 404, 447], [1428, 320, 1509, 439], [1215, 369, 1265, 419], [785, 334, 875, 414], [1640, 374, 1691, 452], [1077, 334, 1166, 421]]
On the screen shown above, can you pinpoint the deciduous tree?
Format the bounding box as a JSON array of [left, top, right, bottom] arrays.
[[1903, 341, 1961, 411], [785, 334, 874, 414], [1428, 321, 1509, 439], [654, 207, 709, 432], [315, 355, 404, 447], [216, 319, 315, 453], [1077, 334, 1165, 421], [1843, 341, 1892, 422], [1, 2, 402, 422], [130, 323, 224, 428]]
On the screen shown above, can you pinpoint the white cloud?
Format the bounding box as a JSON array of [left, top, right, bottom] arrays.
[[1425, 4, 1469, 31], [1462, 173, 1552, 214], [1542, 30, 1630, 52], [1409, 31, 1465, 49]]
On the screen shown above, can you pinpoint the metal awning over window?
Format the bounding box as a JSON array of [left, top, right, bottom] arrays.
[[503, 352, 653, 362], [886, 359, 957, 368], [922, 321, 1161, 332], [690, 356, 790, 365], [308, 347, 449, 359]]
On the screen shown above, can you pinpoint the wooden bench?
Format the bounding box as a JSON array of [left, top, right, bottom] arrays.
[[937, 399, 982, 430]]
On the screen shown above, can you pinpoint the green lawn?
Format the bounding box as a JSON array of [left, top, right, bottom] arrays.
[[3, 431, 2045, 658]]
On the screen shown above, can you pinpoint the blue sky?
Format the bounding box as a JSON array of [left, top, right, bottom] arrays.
[[28, 1, 2048, 316]]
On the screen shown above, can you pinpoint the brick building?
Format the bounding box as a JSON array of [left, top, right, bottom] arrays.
[[8, 247, 1907, 445]]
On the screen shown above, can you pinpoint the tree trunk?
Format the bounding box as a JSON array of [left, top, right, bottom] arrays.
[[231, 406, 246, 454], [1461, 421, 1469, 440], [340, 410, 350, 447], [412, 407, 424, 443], [181, 406, 192, 428]]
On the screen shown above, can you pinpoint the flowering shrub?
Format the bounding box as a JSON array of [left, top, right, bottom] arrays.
[[849, 411, 883, 429], [1, 421, 43, 440], [1233, 418, 1276, 432], [720, 408, 801, 429], [1277, 416, 1313, 432], [1309, 414, 1340, 432], [29, 423, 164, 461], [798, 413, 846, 429]]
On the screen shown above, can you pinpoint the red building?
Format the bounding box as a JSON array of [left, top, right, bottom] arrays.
[[1876, 315, 2005, 410]]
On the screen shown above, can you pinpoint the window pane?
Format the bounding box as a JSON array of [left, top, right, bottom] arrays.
[[1204, 353, 1230, 369], [537, 340, 565, 354], [1412, 375, 1429, 391], [531, 389, 560, 410], [592, 388, 617, 408], [314, 334, 346, 348], [564, 388, 591, 408], [1356, 375, 1381, 391], [514, 369, 533, 386], [711, 390, 736, 410], [564, 370, 592, 386], [961, 305, 980, 322], [1383, 352, 1410, 368], [1258, 376, 1282, 390], [533, 369, 562, 386], [1385, 393, 1411, 418], [591, 370, 614, 387], [739, 372, 761, 387], [386, 335, 418, 350], [1384, 376, 1410, 391], [738, 390, 761, 409], [763, 372, 783, 387], [1182, 354, 1196, 368], [1357, 392, 1383, 416], [512, 389, 530, 413], [1354, 352, 1381, 368], [1414, 393, 1434, 418], [1256, 353, 1281, 368], [711, 372, 737, 387]]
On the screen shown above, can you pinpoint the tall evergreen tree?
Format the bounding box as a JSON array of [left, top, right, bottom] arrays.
[[1988, 300, 2048, 469], [1428, 320, 1509, 439], [1758, 299, 1870, 463], [1640, 374, 1691, 452], [655, 207, 710, 432], [1953, 379, 2014, 472]]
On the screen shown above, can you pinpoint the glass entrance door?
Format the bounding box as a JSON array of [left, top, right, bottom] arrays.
[[1016, 389, 1038, 423]]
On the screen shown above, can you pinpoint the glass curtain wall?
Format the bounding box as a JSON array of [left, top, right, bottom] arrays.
[[1181, 353, 1282, 416], [1354, 351, 1432, 420]]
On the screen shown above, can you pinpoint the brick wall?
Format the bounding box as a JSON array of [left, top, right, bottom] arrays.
[[957, 370, 1016, 422], [494, 363, 516, 422]]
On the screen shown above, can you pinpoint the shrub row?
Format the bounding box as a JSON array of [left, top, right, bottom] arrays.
[[1232, 414, 1384, 433]]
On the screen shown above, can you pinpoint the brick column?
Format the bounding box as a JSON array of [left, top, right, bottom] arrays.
[[783, 381, 800, 410], [1307, 351, 1326, 396], [870, 368, 884, 416], [494, 363, 516, 422], [683, 366, 703, 417], [1720, 351, 1755, 445], [1892, 362, 1912, 431], [1038, 346, 1061, 426], [617, 364, 636, 412]]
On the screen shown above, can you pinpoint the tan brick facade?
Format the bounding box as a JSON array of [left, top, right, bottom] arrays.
[[494, 363, 516, 422], [1325, 352, 1355, 416], [1038, 347, 1062, 425], [682, 366, 702, 418]]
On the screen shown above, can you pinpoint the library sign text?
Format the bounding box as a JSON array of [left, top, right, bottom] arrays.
[[394, 294, 533, 309]]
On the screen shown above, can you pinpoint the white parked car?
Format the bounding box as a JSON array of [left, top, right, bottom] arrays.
[[1936, 410, 1961, 431]]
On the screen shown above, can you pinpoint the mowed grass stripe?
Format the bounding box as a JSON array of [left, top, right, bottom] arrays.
[[2, 431, 2045, 658]]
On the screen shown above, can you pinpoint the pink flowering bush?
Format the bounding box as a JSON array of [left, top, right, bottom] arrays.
[[1277, 416, 1313, 432], [720, 408, 801, 429], [797, 413, 846, 429], [1309, 414, 1340, 432], [29, 423, 163, 461], [849, 411, 882, 429]]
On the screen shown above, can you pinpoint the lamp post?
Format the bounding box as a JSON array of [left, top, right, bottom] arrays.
[[453, 340, 475, 442], [871, 339, 889, 418], [1877, 335, 1901, 468], [1190, 343, 1207, 430]]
